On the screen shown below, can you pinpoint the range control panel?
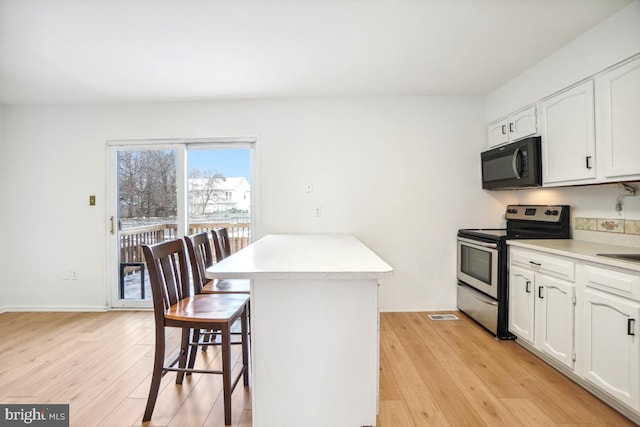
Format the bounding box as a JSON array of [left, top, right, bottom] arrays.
[[505, 205, 569, 222]]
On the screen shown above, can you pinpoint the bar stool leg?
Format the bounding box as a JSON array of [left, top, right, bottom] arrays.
[[186, 328, 200, 374], [176, 328, 190, 384], [143, 325, 165, 421], [241, 307, 250, 386], [222, 326, 232, 425]]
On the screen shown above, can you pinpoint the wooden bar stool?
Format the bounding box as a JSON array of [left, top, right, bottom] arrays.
[[185, 232, 251, 356], [142, 239, 249, 425], [185, 231, 250, 295]]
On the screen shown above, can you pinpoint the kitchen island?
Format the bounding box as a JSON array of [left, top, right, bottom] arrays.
[[205, 233, 393, 427]]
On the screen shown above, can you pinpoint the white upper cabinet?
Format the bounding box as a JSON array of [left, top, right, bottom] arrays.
[[540, 81, 596, 186], [487, 106, 537, 148], [596, 56, 640, 181], [486, 53, 640, 188], [488, 118, 510, 147]]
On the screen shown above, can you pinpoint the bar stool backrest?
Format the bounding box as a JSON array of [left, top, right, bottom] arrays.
[[212, 227, 232, 261], [184, 232, 214, 294], [142, 239, 191, 314]]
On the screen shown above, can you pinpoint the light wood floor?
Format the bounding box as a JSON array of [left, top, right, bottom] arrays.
[[0, 311, 635, 426]]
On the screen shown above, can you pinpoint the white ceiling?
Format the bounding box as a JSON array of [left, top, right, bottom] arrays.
[[0, 0, 633, 105]]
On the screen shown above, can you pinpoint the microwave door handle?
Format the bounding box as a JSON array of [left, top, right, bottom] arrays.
[[512, 148, 522, 179]]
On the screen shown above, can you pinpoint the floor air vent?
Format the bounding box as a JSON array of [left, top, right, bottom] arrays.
[[427, 314, 459, 321]]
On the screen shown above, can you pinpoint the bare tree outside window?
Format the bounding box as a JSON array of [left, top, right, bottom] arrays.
[[188, 168, 226, 216], [118, 150, 177, 225]]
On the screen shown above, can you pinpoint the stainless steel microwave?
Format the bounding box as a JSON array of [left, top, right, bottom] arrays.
[[481, 137, 542, 190]]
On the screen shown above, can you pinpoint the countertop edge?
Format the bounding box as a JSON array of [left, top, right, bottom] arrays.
[[507, 239, 640, 273], [208, 270, 394, 280]]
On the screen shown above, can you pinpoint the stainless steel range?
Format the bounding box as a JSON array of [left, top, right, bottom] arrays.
[[457, 205, 571, 339]]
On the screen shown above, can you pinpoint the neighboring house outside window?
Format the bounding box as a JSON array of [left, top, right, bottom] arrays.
[[188, 176, 250, 217]]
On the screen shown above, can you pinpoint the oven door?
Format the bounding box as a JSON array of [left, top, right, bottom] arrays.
[[457, 237, 499, 299]]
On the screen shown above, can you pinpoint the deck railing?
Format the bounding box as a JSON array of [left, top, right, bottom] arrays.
[[188, 222, 251, 257], [119, 222, 251, 264]]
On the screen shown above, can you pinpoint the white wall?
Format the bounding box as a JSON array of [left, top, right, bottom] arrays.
[[486, 0, 640, 122], [1, 97, 510, 312]]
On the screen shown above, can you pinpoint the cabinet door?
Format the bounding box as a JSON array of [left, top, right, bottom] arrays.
[[598, 57, 640, 180], [541, 81, 596, 185], [488, 118, 510, 147], [583, 288, 640, 410], [510, 106, 537, 141], [535, 275, 575, 369], [509, 265, 536, 344]]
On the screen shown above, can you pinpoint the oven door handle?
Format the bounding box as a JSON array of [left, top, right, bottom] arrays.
[[457, 237, 498, 249]]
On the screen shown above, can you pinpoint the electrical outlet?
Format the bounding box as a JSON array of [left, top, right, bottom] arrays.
[[63, 270, 78, 280], [305, 182, 314, 193], [314, 206, 322, 217]]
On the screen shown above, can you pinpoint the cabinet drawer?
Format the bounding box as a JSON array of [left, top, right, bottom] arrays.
[[510, 248, 575, 281], [583, 263, 640, 301]]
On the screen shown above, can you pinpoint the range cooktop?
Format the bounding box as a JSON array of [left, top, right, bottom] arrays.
[[458, 205, 571, 242]]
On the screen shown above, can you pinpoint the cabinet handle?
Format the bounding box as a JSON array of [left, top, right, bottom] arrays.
[[501, 125, 507, 135], [538, 286, 544, 299], [628, 319, 636, 336], [586, 156, 593, 169], [509, 122, 515, 133], [110, 216, 115, 235], [525, 281, 531, 293], [529, 261, 541, 267]]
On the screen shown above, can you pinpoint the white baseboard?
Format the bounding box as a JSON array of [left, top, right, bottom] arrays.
[[2, 304, 109, 312], [378, 308, 459, 313]]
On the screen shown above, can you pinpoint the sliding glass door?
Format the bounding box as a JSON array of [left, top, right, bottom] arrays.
[[107, 140, 255, 308]]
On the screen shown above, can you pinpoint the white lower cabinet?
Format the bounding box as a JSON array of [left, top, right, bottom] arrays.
[[581, 267, 640, 411], [509, 265, 536, 343], [535, 274, 575, 369], [509, 261, 575, 369], [509, 244, 640, 421]]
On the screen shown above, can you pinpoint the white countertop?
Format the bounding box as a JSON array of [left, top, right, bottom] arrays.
[[205, 233, 394, 280], [508, 239, 640, 272]]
